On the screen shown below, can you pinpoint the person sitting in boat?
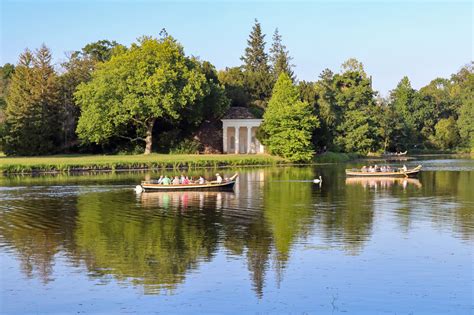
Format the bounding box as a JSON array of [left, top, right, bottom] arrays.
[[361, 166, 368, 172], [198, 176, 205, 184], [401, 165, 408, 172], [374, 165, 380, 172], [182, 176, 190, 185], [180, 174, 186, 184], [172, 176, 180, 185], [216, 173, 223, 184], [380, 165, 387, 172], [156, 175, 164, 184], [368, 166, 374, 172], [161, 175, 171, 185], [386, 165, 392, 171]]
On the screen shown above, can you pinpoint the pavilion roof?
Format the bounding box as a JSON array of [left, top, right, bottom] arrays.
[[222, 107, 258, 119]]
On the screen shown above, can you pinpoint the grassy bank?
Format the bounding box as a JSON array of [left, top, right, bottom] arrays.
[[0, 154, 287, 174]]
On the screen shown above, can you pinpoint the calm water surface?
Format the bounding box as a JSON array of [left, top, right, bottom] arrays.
[[0, 157, 473, 314]]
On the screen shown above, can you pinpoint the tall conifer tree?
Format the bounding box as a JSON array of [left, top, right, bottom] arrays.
[[241, 19, 273, 108], [270, 28, 295, 81], [3, 45, 60, 155]]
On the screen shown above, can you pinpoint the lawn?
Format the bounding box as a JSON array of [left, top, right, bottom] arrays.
[[0, 153, 286, 174]]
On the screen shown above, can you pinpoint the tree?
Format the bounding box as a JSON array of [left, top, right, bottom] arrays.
[[0, 63, 15, 149], [387, 76, 418, 149], [80, 40, 120, 63], [452, 63, 474, 150], [75, 36, 210, 154], [313, 69, 339, 150], [58, 52, 95, 151], [218, 67, 251, 107], [433, 117, 459, 149], [241, 19, 273, 108], [3, 45, 60, 155], [333, 60, 381, 153], [259, 73, 319, 162], [269, 28, 295, 81]]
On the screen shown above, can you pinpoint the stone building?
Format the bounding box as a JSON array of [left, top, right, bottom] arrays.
[[221, 107, 264, 154]]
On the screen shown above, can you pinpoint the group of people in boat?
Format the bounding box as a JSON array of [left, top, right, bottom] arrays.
[[360, 165, 408, 173], [151, 173, 224, 185]]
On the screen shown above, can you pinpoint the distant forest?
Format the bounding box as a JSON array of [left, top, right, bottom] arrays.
[[0, 20, 472, 159]]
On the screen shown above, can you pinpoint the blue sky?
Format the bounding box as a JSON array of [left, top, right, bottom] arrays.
[[1, 0, 472, 95]]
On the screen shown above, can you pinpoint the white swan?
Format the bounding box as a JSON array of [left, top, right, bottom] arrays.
[[313, 176, 322, 184]]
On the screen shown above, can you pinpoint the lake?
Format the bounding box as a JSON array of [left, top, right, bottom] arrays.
[[0, 157, 473, 314]]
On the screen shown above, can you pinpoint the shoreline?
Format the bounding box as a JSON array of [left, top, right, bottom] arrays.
[[1, 152, 470, 175]]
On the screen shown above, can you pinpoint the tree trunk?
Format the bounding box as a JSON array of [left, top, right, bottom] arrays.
[[144, 118, 156, 155]]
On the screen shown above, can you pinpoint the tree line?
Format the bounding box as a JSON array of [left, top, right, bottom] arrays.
[[0, 20, 472, 160]]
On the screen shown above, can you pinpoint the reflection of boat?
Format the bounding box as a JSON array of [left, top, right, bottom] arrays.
[[345, 177, 422, 188], [140, 191, 236, 209], [345, 165, 422, 178], [137, 174, 238, 192]]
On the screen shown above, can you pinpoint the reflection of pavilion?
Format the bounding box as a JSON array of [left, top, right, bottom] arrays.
[[345, 177, 422, 189]]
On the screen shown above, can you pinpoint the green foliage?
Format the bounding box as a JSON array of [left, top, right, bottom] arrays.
[[259, 73, 319, 162], [75, 35, 209, 154], [3, 45, 60, 155], [269, 28, 295, 81], [241, 19, 274, 108], [80, 39, 120, 62], [453, 63, 474, 150], [218, 67, 251, 107], [332, 61, 381, 153], [313, 151, 360, 163], [433, 117, 459, 149], [169, 139, 202, 154]]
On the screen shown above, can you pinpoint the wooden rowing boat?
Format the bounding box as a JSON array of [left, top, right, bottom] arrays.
[[345, 165, 422, 177], [136, 173, 238, 192]]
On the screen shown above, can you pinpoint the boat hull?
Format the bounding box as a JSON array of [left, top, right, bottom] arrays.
[[345, 165, 422, 178], [141, 181, 236, 192]]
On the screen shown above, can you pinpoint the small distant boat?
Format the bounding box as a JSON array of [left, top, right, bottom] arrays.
[[313, 176, 322, 184], [382, 151, 408, 157], [345, 165, 422, 178], [135, 173, 238, 193]]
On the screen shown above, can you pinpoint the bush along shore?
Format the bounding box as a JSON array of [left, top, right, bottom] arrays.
[[0, 154, 288, 174]]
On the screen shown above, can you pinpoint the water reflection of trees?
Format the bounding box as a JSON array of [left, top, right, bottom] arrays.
[[74, 191, 222, 294], [0, 190, 78, 283], [1, 167, 472, 298]]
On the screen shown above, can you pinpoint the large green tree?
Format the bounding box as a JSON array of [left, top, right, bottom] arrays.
[[58, 40, 122, 152], [75, 36, 212, 154], [0, 63, 15, 149], [269, 28, 294, 81], [3, 45, 60, 155], [387, 76, 418, 149], [452, 63, 474, 150], [433, 117, 459, 149], [218, 67, 251, 107], [241, 19, 274, 108], [259, 73, 319, 162], [333, 60, 381, 153]]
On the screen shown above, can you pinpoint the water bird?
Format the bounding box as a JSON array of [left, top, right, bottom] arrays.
[[313, 176, 322, 184]]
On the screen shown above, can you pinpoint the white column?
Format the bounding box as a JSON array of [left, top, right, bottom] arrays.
[[235, 126, 239, 154], [247, 126, 252, 154], [223, 125, 227, 153]]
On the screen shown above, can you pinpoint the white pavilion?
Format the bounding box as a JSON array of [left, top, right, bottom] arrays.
[[221, 107, 264, 154]]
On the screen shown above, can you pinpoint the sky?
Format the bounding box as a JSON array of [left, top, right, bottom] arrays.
[[1, 0, 472, 95]]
